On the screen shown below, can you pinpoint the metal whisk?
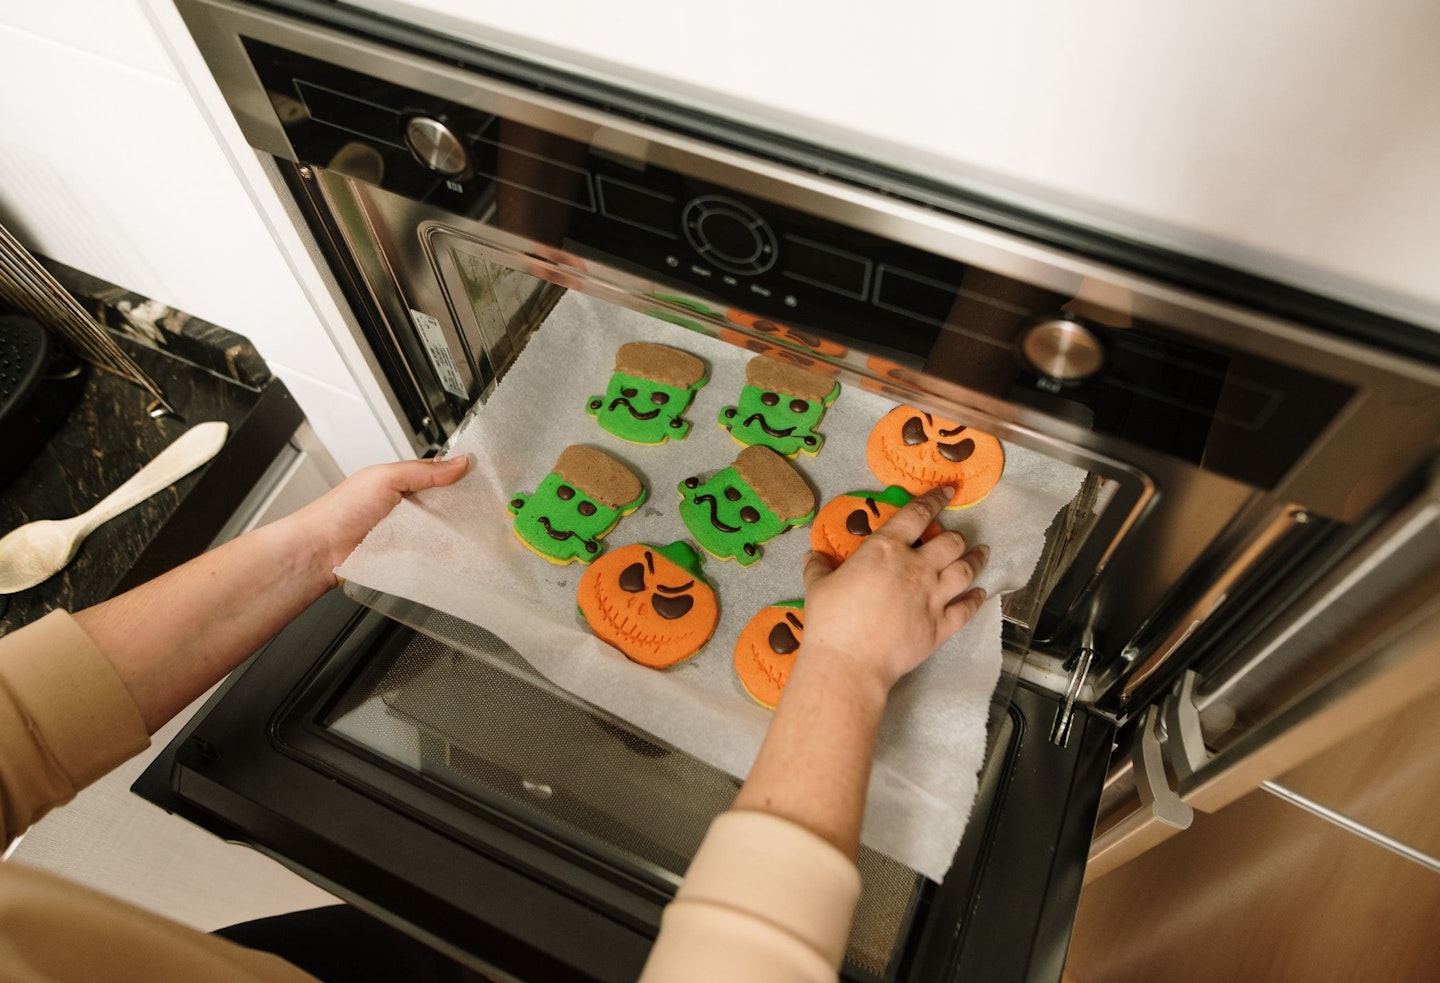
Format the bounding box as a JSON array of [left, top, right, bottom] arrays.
[[0, 221, 175, 417]]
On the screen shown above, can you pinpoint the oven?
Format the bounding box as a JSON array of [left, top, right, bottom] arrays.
[[135, 1, 1440, 980]]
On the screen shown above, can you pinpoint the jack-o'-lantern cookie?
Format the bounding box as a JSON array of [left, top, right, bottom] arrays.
[[586, 342, 707, 445], [578, 542, 719, 668], [734, 600, 805, 709], [719, 355, 840, 457], [810, 486, 943, 566], [678, 445, 816, 566], [725, 311, 848, 359], [866, 406, 1005, 510], [508, 445, 646, 564]]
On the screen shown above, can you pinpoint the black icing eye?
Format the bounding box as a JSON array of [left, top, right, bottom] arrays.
[[725, 487, 742, 501], [938, 438, 975, 463], [556, 485, 575, 500], [577, 501, 597, 516], [652, 593, 695, 620], [768, 622, 800, 654], [588, 398, 602, 410], [902, 416, 928, 445], [651, 391, 670, 405], [754, 320, 779, 335], [619, 562, 646, 592], [622, 387, 638, 398], [845, 509, 872, 537], [740, 506, 760, 524], [789, 399, 809, 414], [761, 391, 780, 407]]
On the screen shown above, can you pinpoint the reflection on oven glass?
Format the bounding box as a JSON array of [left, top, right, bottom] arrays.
[[323, 610, 923, 977]]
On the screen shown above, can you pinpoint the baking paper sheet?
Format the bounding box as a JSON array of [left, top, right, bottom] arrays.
[[338, 291, 1084, 881]]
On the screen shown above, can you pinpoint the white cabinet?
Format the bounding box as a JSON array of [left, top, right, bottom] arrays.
[[0, 4, 401, 474]]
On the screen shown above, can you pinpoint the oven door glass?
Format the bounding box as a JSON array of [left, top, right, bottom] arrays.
[[136, 587, 1110, 983]]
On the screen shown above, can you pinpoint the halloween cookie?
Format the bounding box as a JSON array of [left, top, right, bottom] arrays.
[[810, 486, 943, 566], [719, 355, 840, 457], [508, 445, 646, 564], [586, 342, 707, 445], [866, 406, 1005, 510], [734, 600, 805, 709], [578, 541, 719, 668], [678, 445, 816, 567], [725, 310, 848, 359]]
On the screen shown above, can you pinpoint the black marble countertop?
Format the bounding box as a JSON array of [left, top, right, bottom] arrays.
[[0, 299, 302, 634]]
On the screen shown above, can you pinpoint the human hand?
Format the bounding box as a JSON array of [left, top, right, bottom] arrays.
[[799, 485, 989, 697], [285, 455, 470, 588]]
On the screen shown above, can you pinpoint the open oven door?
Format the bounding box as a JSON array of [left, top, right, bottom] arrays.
[[134, 585, 1111, 983]]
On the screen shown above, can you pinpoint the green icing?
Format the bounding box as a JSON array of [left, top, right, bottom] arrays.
[[653, 540, 710, 584], [773, 599, 805, 610], [587, 369, 706, 445], [843, 485, 914, 509], [719, 379, 840, 458], [677, 466, 811, 567], [508, 471, 645, 564]]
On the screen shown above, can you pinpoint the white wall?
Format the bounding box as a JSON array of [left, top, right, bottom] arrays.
[[0, 3, 402, 474], [357, 0, 1440, 329]]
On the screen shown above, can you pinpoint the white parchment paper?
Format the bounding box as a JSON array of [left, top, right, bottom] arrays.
[[338, 292, 1084, 880]]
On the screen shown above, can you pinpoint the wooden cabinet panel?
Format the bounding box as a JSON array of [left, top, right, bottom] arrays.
[[1065, 785, 1440, 983]]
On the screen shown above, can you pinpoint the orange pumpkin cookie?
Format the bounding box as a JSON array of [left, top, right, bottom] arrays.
[[865, 406, 1005, 510], [578, 541, 719, 668], [733, 600, 805, 709], [810, 486, 943, 566]]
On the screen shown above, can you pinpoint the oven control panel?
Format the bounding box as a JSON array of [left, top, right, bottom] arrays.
[[240, 36, 1354, 490]]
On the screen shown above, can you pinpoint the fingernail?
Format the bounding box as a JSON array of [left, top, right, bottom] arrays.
[[977, 544, 990, 562], [974, 587, 988, 601]]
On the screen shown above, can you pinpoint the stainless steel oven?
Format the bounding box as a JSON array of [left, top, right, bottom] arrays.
[[136, 1, 1440, 980]]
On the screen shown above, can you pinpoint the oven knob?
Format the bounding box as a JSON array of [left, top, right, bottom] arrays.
[[1019, 317, 1105, 382], [682, 196, 778, 275], [404, 116, 469, 177]]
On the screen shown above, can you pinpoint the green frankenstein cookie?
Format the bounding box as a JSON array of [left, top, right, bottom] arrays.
[[587, 342, 707, 445], [508, 445, 646, 564], [719, 355, 840, 457], [678, 445, 816, 566]]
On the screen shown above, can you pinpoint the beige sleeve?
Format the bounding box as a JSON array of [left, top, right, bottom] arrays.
[[0, 610, 150, 847], [639, 810, 863, 983]]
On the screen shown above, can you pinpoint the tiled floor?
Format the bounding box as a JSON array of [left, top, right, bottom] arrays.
[[6, 686, 338, 932]]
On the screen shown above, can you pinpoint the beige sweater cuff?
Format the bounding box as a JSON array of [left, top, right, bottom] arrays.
[[0, 610, 150, 841], [674, 810, 862, 966]]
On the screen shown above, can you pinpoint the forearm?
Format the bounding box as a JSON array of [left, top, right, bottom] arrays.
[[73, 512, 333, 733], [732, 643, 890, 861]]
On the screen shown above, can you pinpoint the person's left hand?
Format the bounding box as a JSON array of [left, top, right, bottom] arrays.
[[287, 455, 470, 587]]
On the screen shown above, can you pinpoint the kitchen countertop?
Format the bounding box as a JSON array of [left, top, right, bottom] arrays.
[[0, 272, 303, 634]]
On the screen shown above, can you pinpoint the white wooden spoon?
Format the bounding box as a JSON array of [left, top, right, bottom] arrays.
[[0, 421, 229, 594]]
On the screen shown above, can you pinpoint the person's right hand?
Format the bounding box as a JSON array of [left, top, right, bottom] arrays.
[[800, 485, 990, 696]]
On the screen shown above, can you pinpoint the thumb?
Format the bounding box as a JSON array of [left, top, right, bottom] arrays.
[[802, 550, 835, 591], [392, 454, 470, 494]]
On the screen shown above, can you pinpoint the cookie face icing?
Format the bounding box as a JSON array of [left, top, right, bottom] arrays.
[[508, 446, 646, 564], [733, 600, 805, 709], [865, 406, 1005, 510], [578, 541, 719, 668], [678, 445, 815, 566], [810, 486, 943, 566], [719, 355, 840, 458], [586, 342, 707, 445]]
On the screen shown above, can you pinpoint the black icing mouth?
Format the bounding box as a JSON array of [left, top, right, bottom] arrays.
[[742, 413, 796, 438], [608, 397, 662, 421], [692, 494, 741, 533], [537, 515, 598, 552]]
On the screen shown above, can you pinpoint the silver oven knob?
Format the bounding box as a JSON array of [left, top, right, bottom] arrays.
[[1020, 317, 1105, 382], [404, 116, 469, 177]]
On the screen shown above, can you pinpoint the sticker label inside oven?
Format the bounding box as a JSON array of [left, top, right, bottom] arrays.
[[410, 309, 469, 400]]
